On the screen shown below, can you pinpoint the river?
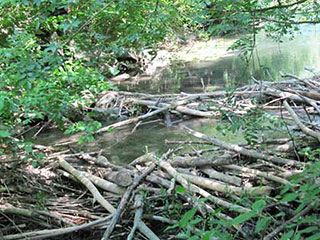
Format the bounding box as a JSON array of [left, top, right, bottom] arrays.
[[37, 25, 320, 164]]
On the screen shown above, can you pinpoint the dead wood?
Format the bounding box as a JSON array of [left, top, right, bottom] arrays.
[[222, 165, 291, 185], [101, 163, 156, 240], [171, 154, 236, 168], [97, 107, 168, 133], [1, 216, 111, 240], [283, 100, 320, 142], [102, 170, 133, 187], [201, 168, 242, 186], [179, 172, 272, 196], [59, 157, 116, 214], [183, 126, 304, 167]]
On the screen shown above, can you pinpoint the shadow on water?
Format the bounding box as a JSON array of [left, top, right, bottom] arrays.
[[119, 25, 320, 94]]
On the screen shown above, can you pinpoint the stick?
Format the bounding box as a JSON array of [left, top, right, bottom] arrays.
[[201, 168, 242, 186], [183, 126, 304, 167], [59, 157, 116, 214], [264, 202, 315, 240], [101, 163, 156, 240], [127, 194, 143, 240], [97, 107, 168, 133], [222, 165, 291, 185], [283, 100, 320, 142], [127, 193, 159, 240], [156, 158, 251, 213], [172, 154, 235, 168], [179, 173, 272, 196], [1, 216, 111, 240]]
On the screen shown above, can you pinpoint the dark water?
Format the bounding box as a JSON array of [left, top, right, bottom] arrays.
[[38, 26, 319, 164], [119, 25, 320, 94]]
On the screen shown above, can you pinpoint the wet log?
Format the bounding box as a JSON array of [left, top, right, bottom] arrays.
[[133, 99, 216, 117]]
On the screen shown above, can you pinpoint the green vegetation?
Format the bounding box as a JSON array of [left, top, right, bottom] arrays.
[[1, 0, 319, 148], [1, 0, 320, 239]]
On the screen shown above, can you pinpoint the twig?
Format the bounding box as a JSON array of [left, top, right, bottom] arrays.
[[183, 126, 304, 167], [283, 100, 320, 142], [101, 164, 157, 240], [59, 157, 116, 214], [1, 216, 111, 240], [264, 202, 316, 240]]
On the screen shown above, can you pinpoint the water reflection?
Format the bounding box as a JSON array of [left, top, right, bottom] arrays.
[[119, 25, 319, 94]]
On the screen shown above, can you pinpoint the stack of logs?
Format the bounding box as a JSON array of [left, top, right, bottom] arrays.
[[1, 72, 320, 239]]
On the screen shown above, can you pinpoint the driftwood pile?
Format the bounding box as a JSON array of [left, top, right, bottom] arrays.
[[1, 71, 320, 239]]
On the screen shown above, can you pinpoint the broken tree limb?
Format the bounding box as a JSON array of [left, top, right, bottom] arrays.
[[283, 100, 320, 142], [179, 173, 272, 196], [127, 194, 143, 240], [172, 154, 235, 168], [183, 126, 304, 167], [201, 168, 242, 186], [101, 163, 156, 240], [58, 157, 116, 214], [1, 216, 111, 240], [97, 107, 168, 133], [222, 165, 291, 185], [79, 171, 125, 194], [156, 158, 251, 213], [133, 99, 216, 117], [127, 193, 160, 240]]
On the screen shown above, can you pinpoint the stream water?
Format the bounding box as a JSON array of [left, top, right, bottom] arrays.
[[37, 26, 320, 164]]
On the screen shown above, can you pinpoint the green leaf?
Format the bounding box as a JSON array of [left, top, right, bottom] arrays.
[[0, 98, 4, 111], [281, 193, 299, 203], [255, 217, 270, 233], [31, 160, 38, 168], [298, 226, 318, 234], [165, 223, 179, 231], [280, 230, 294, 240], [179, 208, 197, 228], [229, 211, 256, 226], [305, 233, 320, 240], [252, 199, 266, 214], [176, 186, 187, 194], [0, 130, 10, 138], [108, 66, 120, 76]]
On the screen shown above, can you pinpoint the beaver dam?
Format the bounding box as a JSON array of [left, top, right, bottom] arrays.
[[1, 70, 320, 239]]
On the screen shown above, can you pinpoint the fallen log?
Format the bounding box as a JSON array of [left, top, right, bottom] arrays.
[[172, 154, 236, 168], [222, 165, 291, 185], [283, 100, 320, 142], [156, 157, 251, 213], [201, 168, 242, 186], [183, 126, 304, 167], [101, 161, 158, 240], [59, 157, 116, 214], [179, 172, 272, 196], [97, 107, 168, 133]]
